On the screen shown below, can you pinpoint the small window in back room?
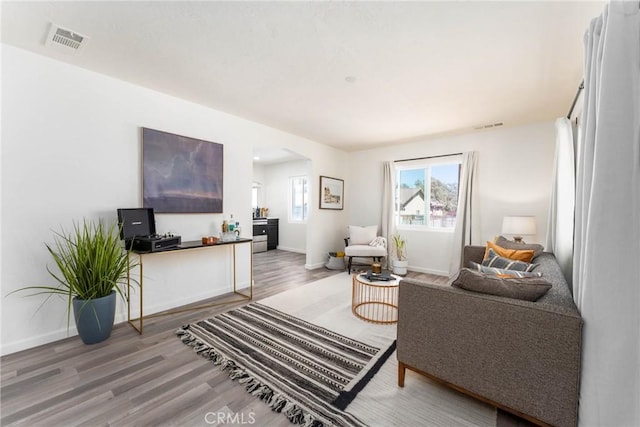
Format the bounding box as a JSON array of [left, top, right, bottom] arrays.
[[289, 176, 308, 222]]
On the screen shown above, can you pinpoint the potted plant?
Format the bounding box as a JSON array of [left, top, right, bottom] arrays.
[[10, 219, 136, 344], [391, 234, 408, 275]]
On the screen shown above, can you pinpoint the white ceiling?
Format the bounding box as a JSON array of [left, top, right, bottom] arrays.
[[1, 1, 604, 152]]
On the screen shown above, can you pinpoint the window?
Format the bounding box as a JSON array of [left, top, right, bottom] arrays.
[[289, 176, 308, 222], [251, 187, 258, 209], [395, 157, 461, 230]]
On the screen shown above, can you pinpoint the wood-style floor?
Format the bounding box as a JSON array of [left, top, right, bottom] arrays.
[[1, 250, 442, 426]]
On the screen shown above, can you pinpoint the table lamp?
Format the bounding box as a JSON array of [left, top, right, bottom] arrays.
[[501, 216, 536, 243]]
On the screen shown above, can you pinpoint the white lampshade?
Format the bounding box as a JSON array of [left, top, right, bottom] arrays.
[[501, 216, 537, 242]]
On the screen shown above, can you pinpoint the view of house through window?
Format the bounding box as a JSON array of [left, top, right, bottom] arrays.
[[290, 176, 308, 222], [395, 159, 461, 229]]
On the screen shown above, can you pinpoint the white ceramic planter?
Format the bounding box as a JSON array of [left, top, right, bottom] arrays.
[[393, 259, 408, 275]]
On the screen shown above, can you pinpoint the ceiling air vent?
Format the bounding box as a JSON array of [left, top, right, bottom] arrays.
[[44, 23, 89, 54], [473, 122, 504, 130]]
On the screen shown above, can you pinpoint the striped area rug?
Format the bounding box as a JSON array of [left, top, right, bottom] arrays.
[[177, 302, 396, 427]]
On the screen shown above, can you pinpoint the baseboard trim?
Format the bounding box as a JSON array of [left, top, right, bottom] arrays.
[[305, 262, 326, 270], [275, 246, 305, 254], [406, 265, 449, 277]]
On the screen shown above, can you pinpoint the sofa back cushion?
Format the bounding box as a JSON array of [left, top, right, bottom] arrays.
[[494, 235, 544, 257]]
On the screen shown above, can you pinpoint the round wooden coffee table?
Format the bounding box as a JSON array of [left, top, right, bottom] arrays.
[[352, 273, 401, 324]]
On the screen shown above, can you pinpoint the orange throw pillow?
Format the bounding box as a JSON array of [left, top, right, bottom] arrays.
[[484, 241, 535, 262]]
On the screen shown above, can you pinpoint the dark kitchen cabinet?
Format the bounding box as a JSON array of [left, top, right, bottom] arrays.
[[253, 218, 279, 251], [253, 223, 268, 237], [267, 218, 279, 250]]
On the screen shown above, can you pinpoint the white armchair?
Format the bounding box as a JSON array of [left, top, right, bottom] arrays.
[[344, 225, 387, 273]]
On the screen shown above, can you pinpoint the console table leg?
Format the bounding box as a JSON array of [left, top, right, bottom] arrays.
[[127, 255, 143, 334]]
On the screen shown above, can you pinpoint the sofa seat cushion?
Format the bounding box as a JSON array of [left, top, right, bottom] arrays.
[[452, 268, 552, 301], [345, 244, 387, 257], [531, 253, 576, 309]]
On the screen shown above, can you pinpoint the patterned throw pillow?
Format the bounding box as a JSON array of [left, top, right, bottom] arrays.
[[452, 268, 551, 301], [482, 249, 539, 272], [469, 261, 543, 278], [483, 241, 535, 262]]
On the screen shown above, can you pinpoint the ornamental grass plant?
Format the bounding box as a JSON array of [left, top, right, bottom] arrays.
[[391, 234, 407, 261], [10, 219, 136, 328]]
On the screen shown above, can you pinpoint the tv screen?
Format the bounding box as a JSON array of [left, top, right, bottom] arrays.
[[117, 208, 156, 240], [142, 128, 223, 213]]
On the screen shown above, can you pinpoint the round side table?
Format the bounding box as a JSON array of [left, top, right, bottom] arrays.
[[351, 273, 401, 324]]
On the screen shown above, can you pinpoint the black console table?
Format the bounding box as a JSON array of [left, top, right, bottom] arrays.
[[125, 238, 253, 334]]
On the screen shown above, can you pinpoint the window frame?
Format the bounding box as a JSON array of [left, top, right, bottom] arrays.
[[288, 175, 308, 223], [394, 155, 462, 232]]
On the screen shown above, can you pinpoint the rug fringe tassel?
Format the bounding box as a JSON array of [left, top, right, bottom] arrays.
[[176, 326, 330, 426]]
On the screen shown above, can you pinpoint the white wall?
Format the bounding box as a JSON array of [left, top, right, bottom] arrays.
[[1, 45, 348, 354], [263, 160, 311, 253], [348, 122, 555, 275]]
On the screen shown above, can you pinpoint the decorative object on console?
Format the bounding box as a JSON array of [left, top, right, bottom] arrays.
[[142, 127, 223, 213], [201, 236, 218, 245], [117, 208, 181, 252], [501, 216, 536, 243], [319, 175, 344, 210], [8, 219, 137, 345], [117, 207, 155, 241]]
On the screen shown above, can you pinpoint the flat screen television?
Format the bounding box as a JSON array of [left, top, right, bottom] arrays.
[[117, 208, 156, 240], [142, 127, 223, 213]]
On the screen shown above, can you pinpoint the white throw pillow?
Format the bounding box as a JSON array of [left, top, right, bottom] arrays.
[[349, 225, 378, 245]]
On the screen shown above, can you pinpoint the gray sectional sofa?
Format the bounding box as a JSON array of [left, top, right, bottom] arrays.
[[397, 245, 583, 427]]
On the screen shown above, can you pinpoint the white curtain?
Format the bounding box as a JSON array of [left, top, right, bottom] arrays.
[[449, 151, 478, 276], [573, 2, 640, 426], [545, 117, 575, 287], [381, 161, 395, 266]]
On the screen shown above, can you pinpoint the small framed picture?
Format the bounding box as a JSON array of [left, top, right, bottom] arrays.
[[319, 176, 344, 210]]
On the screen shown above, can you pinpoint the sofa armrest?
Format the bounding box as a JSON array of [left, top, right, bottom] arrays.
[[463, 245, 485, 267], [397, 278, 582, 427]]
